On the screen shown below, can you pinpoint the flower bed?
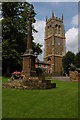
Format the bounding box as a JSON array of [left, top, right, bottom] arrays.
[[11, 71, 23, 80]]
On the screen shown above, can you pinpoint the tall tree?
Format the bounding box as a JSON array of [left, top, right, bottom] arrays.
[[62, 51, 75, 75], [2, 2, 42, 76], [74, 51, 80, 68]]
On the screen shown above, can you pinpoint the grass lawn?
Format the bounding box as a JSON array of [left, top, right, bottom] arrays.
[[2, 77, 78, 118], [45, 76, 52, 79], [0, 76, 2, 120]]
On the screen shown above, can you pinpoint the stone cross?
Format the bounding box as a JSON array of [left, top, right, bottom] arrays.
[[27, 12, 32, 51]]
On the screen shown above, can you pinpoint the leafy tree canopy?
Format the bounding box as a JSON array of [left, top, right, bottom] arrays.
[[2, 2, 42, 76], [62, 51, 75, 75], [74, 51, 80, 68]]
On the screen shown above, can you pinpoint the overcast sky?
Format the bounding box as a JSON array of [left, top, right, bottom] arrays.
[[30, 2, 78, 60]]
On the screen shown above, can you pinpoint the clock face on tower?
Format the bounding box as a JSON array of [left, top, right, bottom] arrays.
[[48, 41, 51, 46]]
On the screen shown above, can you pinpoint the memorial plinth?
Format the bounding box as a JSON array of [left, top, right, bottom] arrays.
[[22, 53, 36, 78]]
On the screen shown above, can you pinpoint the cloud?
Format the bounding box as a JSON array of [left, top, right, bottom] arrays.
[[33, 20, 46, 61], [0, 18, 3, 21], [78, 28, 80, 51], [65, 27, 78, 54], [72, 14, 78, 26]]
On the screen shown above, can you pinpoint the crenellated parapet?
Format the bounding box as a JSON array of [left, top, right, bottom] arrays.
[[45, 11, 65, 39], [46, 11, 63, 24]]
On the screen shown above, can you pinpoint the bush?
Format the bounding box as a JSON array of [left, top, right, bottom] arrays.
[[60, 70, 63, 76], [35, 68, 43, 77]]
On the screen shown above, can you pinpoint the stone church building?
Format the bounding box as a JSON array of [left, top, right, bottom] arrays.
[[44, 11, 66, 75]]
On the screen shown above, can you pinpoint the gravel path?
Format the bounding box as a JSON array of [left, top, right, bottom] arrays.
[[47, 76, 70, 81]]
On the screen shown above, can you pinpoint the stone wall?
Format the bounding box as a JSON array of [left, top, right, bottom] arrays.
[[69, 71, 80, 81]]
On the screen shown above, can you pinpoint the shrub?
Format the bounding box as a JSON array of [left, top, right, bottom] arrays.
[[60, 70, 63, 76], [35, 68, 43, 77]]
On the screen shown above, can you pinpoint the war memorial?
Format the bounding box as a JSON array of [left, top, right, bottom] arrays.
[[2, 12, 56, 89]]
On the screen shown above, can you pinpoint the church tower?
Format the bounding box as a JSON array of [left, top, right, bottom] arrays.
[[44, 11, 66, 75]]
